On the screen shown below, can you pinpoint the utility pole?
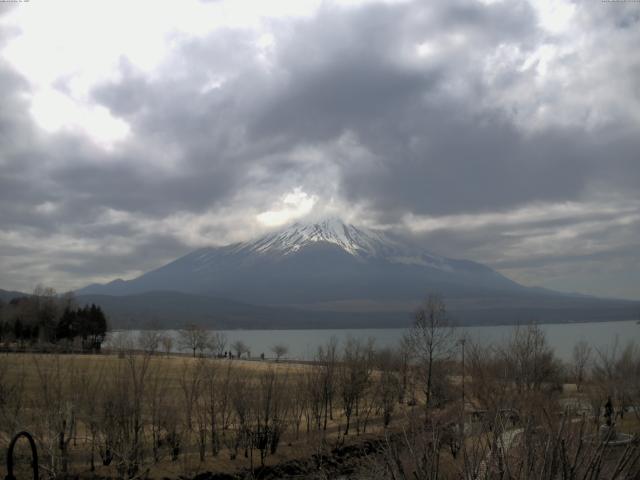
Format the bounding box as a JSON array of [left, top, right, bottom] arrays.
[[460, 337, 466, 410], [459, 337, 466, 448]]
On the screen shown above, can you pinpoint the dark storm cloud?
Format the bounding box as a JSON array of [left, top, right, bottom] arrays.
[[48, 157, 239, 216], [0, 0, 639, 297], [48, 233, 190, 277], [236, 2, 638, 218], [343, 122, 640, 217], [85, 0, 561, 219], [249, 1, 537, 144]]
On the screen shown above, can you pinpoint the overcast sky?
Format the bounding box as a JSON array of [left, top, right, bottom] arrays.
[[0, 0, 639, 299]]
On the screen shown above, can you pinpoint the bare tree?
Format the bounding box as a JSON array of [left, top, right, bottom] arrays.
[[338, 337, 374, 435], [178, 359, 208, 464], [0, 354, 26, 443], [178, 324, 211, 357], [31, 355, 78, 476], [59, 290, 78, 311], [500, 324, 559, 393], [201, 359, 222, 456], [146, 362, 170, 464], [218, 362, 235, 440], [304, 365, 324, 431], [160, 334, 173, 357], [208, 331, 227, 357], [467, 341, 513, 415], [231, 339, 249, 359], [32, 285, 59, 343], [317, 336, 339, 429], [374, 408, 640, 480], [397, 336, 412, 404], [289, 374, 307, 439], [120, 348, 153, 477], [77, 361, 105, 472], [592, 339, 640, 423], [271, 343, 289, 362], [229, 373, 251, 460], [571, 339, 592, 393], [87, 345, 155, 478], [374, 348, 401, 428], [138, 329, 162, 354], [252, 367, 290, 466], [406, 294, 455, 413], [108, 330, 134, 357]]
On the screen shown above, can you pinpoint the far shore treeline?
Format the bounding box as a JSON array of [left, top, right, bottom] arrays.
[[0, 285, 108, 351]]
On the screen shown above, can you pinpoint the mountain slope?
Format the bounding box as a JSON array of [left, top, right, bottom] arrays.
[[78, 218, 523, 303], [0, 288, 28, 303], [75, 291, 408, 329], [76, 290, 640, 329], [76, 218, 640, 327]]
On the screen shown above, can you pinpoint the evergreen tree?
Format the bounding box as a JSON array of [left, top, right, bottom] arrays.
[[87, 304, 107, 350], [13, 317, 24, 341], [56, 307, 78, 341]]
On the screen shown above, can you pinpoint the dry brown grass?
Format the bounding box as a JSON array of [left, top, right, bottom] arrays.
[[0, 351, 394, 478], [3, 349, 638, 479], [1, 352, 312, 420]]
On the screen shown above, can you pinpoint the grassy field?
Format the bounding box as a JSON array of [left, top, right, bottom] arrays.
[[2, 347, 639, 479], [0, 351, 403, 479]]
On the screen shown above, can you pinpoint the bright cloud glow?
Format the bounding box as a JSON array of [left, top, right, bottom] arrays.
[[416, 41, 435, 58], [0, 0, 327, 148], [528, 0, 576, 34], [30, 88, 130, 147], [257, 188, 318, 227]]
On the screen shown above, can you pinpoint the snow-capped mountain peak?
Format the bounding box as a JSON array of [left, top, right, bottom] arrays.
[[222, 217, 458, 272], [236, 217, 394, 257]]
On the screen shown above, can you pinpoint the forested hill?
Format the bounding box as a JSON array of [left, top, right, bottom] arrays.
[[3, 288, 639, 330]]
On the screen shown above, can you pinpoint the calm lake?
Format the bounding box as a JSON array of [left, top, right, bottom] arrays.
[[116, 320, 640, 362]]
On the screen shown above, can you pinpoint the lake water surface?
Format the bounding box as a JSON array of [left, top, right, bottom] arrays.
[[117, 320, 640, 361]]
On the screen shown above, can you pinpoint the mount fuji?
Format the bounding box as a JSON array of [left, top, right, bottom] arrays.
[[76, 218, 640, 327], [78, 218, 521, 301]]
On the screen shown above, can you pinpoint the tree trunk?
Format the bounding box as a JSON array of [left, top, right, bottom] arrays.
[[425, 349, 433, 423]]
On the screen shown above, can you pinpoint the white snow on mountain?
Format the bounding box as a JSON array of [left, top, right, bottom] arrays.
[[218, 217, 457, 271], [238, 218, 388, 255], [77, 217, 528, 298]]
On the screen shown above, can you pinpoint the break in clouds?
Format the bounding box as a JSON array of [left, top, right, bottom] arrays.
[[0, 0, 639, 299]]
